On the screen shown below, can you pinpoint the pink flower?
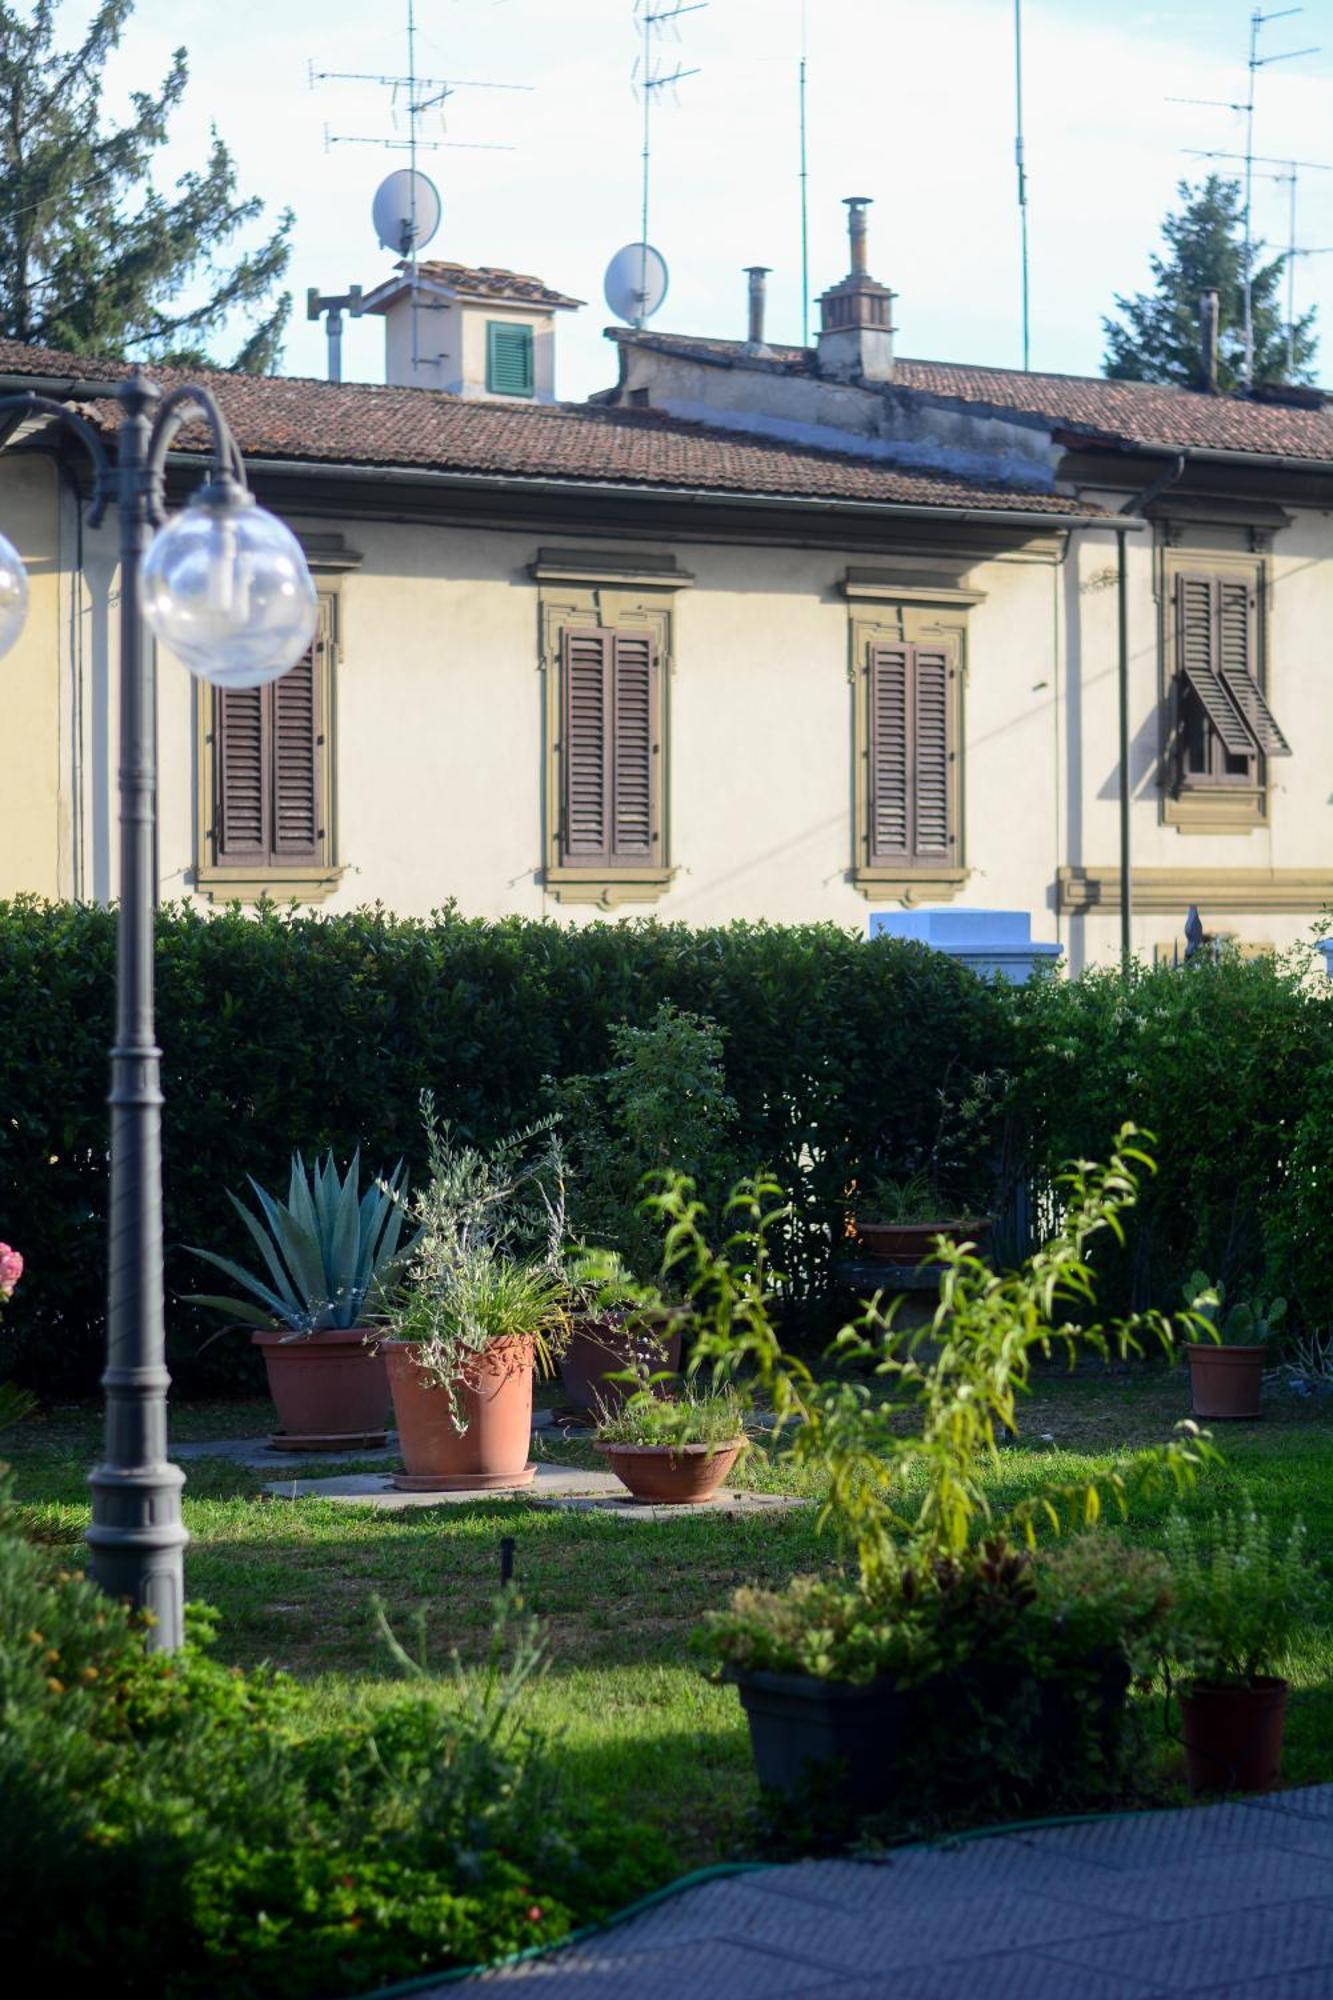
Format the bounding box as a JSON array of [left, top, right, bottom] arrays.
[[0, 1244, 22, 1302]]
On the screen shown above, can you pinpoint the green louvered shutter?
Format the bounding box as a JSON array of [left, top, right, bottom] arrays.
[[486, 321, 535, 397]]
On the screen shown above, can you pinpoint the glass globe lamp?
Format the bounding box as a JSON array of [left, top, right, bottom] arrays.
[[0, 528, 30, 658], [142, 479, 317, 690]]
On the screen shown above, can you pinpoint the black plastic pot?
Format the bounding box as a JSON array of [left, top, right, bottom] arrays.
[[731, 1669, 903, 1813]]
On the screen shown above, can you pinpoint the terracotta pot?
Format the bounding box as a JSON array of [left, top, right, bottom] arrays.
[[559, 1311, 683, 1413], [1180, 1676, 1288, 1795], [381, 1337, 535, 1491], [1187, 1342, 1266, 1420], [853, 1218, 989, 1266], [251, 1328, 390, 1450], [595, 1437, 743, 1504]]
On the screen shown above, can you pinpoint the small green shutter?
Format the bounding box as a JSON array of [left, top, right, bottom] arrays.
[[486, 321, 534, 397]]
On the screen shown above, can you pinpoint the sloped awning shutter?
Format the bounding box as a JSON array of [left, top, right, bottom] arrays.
[[1176, 572, 1290, 759], [868, 642, 955, 866], [1215, 576, 1291, 757]]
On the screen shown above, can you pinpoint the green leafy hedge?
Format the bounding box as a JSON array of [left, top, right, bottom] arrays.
[[2, 897, 1331, 1396]]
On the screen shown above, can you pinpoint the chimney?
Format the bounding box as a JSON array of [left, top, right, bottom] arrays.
[[816, 196, 896, 384], [1200, 289, 1219, 394], [745, 265, 772, 352]]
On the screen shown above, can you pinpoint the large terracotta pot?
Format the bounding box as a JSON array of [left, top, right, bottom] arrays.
[[1180, 1676, 1288, 1794], [559, 1311, 683, 1413], [382, 1337, 535, 1491], [1187, 1342, 1266, 1420], [594, 1437, 744, 1505], [251, 1328, 390, 1450], [853, 1218, 989, 1266]]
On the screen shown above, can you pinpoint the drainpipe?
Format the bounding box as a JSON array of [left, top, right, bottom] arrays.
[[1116, 453, 1186, 968]]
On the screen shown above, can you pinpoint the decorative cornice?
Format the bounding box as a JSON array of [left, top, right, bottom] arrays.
[[1059, 865, 1333, 915]]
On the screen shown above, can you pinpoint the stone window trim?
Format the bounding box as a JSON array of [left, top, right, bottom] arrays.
[[844, 569, 981, 904], [535, 555, 692, 907], [193, 584, 345, 906]]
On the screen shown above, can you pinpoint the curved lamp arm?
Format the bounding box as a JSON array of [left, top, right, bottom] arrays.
[[0, 389, 116, 526], [147, 384, 247, 514]]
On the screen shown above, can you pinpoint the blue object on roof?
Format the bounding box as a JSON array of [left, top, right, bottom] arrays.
[[867, 908, 1062, 983]]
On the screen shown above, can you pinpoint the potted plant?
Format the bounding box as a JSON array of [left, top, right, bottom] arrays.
[[594, 1382, 748, 1504], [851, 1168, 990, 1266], [640, 1130, 1213, 1819], [1164, 1508, 1319, 1795], [1182, 1272, 1285, 1421], [376, 1100, 571, 1491], [185, 1153, 408, 1450], [558, 1249, 682, 1414]]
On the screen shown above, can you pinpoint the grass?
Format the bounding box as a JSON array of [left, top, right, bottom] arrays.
[[6, 1364, 1333, 1873]]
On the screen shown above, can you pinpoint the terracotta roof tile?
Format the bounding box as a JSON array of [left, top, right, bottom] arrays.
[[0, 337, 1094, 517], [402, 261, 583, 309], [609, 328, 1333, 460]]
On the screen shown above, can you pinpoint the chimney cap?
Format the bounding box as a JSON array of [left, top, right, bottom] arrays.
[[745, 263, 773, 275], [843, 195, 873, 208]]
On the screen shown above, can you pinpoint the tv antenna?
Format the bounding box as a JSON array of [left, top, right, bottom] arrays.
[[1014, 0, 1030, 371], [310, 1, 531, 370], [1167, 7, 1320, 385], [1186, 148, 1331, 374], [633, 1, 706, 324], [798, 0, 809, 347]]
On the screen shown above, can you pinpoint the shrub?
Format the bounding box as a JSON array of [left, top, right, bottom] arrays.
[[1163, 1509, 1321, 1689], [0, 1482, 668, 1994]]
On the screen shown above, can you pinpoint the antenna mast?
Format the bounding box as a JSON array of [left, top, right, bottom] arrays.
[[1186, 146, 1331, 377], [799, 0, 809, 348], [311, 3, 531, 371], [1014, 0, 1030, 371], [634, 1, 705, 324]]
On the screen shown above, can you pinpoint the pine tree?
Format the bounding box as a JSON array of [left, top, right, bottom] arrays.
[[1102, 175, 1317, 391], [0, 1, 293, 375]]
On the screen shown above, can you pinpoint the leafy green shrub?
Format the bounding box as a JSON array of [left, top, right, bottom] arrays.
[[0, 1483, 669, 1993], [1163, 1509, 1321, 1689]]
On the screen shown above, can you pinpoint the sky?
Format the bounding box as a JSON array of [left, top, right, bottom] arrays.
[[79, 0, 1333, 400]]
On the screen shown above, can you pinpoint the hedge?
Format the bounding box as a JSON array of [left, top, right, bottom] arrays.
[[1, 897, 1330, 1398]]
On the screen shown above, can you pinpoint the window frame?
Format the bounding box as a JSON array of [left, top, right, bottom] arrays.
[[193, 587, 344, 905], [1160, 547, 1275, 835], [486, 319, 535, 398], [534, 552, 692, 908], [845, 576, 977, 903]]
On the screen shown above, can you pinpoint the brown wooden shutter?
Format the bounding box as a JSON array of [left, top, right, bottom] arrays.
[[561, 627, 613, 862], [213, 600, 327, 868], [868, 641, 954, 866], [1215, 575, 1290, 757], [1175, 573, 1259, 758], [868, 643, 910, 863], [273, 638, 322, 861], [611, 631, 656, 860], [215, 683, 268, 864], [912, 646, 952, 860]]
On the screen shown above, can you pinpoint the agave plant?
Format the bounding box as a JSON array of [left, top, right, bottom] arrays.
[[186, 1151, 410, 1337]]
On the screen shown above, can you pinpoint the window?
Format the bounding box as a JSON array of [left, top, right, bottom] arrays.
[[866, 640, 955, 870], [1172, 569, 1289, 793], [196, 594, 342, 903], [558, 625, 660, 869], [486, 320, 534, 398]]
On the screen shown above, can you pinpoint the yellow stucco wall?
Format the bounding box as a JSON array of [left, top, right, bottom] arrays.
[[0, 456, 63, 900]]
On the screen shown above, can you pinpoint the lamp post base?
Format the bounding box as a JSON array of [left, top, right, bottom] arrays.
[[87, 1460, 188, 1650]]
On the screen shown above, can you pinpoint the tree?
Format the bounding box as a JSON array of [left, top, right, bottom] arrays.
[[0, 1, 293, 375], [1102, 175, 1317, 391]]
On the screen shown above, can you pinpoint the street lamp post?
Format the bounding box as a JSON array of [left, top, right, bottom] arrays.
[[0, 373, 316, 1650]]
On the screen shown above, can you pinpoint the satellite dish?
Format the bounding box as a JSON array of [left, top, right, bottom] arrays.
[[372, 169, 442, 257], [604, 242, 669, 326]]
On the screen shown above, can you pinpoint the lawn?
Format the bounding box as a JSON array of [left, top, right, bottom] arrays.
[[7, 1364, 1333, 1875]]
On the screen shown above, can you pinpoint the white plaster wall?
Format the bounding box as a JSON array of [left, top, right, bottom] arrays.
[[0, 456, 65, 900]]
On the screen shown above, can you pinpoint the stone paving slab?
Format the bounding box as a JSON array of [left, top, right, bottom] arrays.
[[179, 1411, 561, 1475], [261, 1462, 625, 1507], [430, 1788, 1333, 1997]]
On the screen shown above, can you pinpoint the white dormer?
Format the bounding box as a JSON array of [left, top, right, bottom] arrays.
[[359, 261, 583, 401]]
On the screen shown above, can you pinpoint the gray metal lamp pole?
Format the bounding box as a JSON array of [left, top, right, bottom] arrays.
[[0, 374, 315, 1650]]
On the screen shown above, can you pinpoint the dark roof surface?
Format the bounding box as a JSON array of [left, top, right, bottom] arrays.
[[608, 328, 1333, 461], [0, 337, 1094, 516]]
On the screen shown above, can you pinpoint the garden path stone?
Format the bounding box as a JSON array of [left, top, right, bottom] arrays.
[[260, 1462, 626, 1507], [428, 1787, 1333, 1996], [178, 1410, 561, 1475]]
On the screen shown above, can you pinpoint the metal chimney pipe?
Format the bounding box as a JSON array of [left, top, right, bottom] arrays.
[[1200, 289, 1220, 395], [745, 265, 771, 347], [845, 197, 872, 276]]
